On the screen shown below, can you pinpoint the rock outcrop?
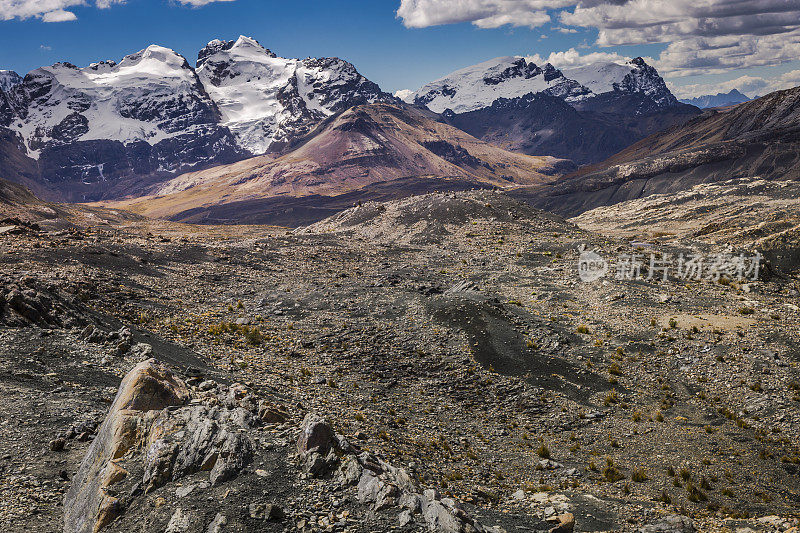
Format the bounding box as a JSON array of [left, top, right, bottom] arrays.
[[64, 359, 191, 533], [65, 358, 505, 532]]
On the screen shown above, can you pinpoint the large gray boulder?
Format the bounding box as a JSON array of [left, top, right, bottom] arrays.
[[63, 359, 190, 533]]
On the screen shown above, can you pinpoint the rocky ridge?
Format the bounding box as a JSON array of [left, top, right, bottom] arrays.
[[103, 103, 567, 225], [409, 57, 699, 165], [408, 57, 678, 115], [528, 85, 800, 216]]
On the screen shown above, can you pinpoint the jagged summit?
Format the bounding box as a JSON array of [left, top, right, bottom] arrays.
[[197, 35, 278, 68], [679, 88, 751, 108], [411, 55, 679, 115], [612, 57, 678, 108], [412, 56, 590, 114], [195, 36, 394, 154], [0, 70, 22, 92]]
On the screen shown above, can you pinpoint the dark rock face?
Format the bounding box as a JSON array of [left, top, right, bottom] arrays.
[[32, 124, 244, 202], [444, 92, 699, 166], [613, 57, 679, 108], [0, 127, 40, 197], [296, 414, 335, 455], [0, 91, 15, 127], [422, 140, 486, 168], [0, 70, 22, 93], [481, 57, 543, 85], [50, 112, 90, 143], [300, 57, 389, 114]]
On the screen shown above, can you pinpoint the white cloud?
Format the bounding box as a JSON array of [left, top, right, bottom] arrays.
[[0, 0, 84, 21], [669, 70, 800, 98], [176, 0, 236, 5], [653, 31, 800, 77], [0, 0, 232, 21], [527, 48, 630, 68], [42, 8, 77, 21], [396, 0, 573, 29], [396, 0, 800, 77], [560, 1, 800, 45]]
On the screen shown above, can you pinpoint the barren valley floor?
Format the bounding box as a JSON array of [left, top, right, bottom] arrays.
[[0, 190, 798, 532]]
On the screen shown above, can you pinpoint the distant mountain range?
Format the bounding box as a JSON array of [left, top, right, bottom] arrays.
[[0, 40, 699, 211], [1, 37, 797, 227], [679, 89, 750, 108], [407, 56, 679, 112]]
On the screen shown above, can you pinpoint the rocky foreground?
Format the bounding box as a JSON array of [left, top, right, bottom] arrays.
[[0, 190, 798, 532]]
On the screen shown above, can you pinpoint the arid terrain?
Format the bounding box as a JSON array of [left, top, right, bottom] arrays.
[[0, 186, 798, 533]]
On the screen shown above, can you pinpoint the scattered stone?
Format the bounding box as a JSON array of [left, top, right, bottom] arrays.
[[638, 515, 695, 533]]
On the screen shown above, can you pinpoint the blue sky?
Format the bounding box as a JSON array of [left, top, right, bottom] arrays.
[[1, 0, 799, 98]]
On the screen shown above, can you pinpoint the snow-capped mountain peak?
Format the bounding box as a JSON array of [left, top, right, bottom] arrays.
[[197, 35, 278, 70], [560, 62, 632, 95], [9, 43, 224, 161], [411, 55, 679, 115], [412, 56, 589, 114], [614, 57, 678, 107], [195, 36, 299, 154], [195, 37, 392, 154]]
